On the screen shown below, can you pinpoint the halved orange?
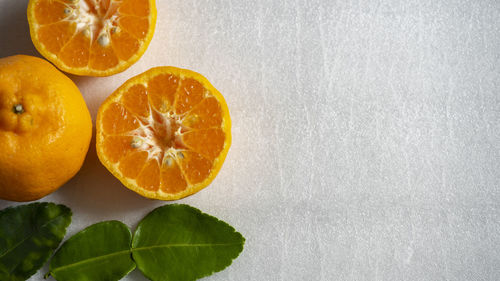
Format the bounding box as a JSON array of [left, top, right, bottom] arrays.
[[27, 0, 157, 76], [96, 67, 231, 200]]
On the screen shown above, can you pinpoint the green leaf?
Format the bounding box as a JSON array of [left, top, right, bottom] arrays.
[[0, 202, 72, 281], [132, 204, 245, 281], [49, 221, 135, 281]]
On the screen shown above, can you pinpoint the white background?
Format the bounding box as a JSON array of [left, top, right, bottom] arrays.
[[1, 0, 499, 280]]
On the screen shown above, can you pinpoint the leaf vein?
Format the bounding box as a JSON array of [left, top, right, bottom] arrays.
[[51, 250, 131, 274], [0, 214, 65, 260], [132, 242, 243, 252]]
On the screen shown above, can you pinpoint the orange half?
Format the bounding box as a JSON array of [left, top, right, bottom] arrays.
[[27, 0, 157, 76], [96, 67, 231, 200]]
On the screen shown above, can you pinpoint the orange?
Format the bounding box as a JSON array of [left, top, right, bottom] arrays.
[[27, 0, 157, 77], [0, 55, 92, 202], [96, 67, 231, 200]]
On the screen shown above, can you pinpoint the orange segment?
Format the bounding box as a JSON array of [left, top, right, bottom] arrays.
[[33, 0, 67, 25], [122, 84, 149, 117], [160, 159, 188, 193], [182, 128, 225, 160], [102, 136, 134, 162], [119, 16, 149, 39], [119, 151, 148, 179], [101, 103, 140, 134], [59, 32, 91, 68], [136, 159, 160, 191], [119, 0, 151, 17], [36, 21, 76, 54], [148, 74, 179, 113], [111, 30, 140, 61], [178, 151, 213, 185], [182, 97, 223, 129], [96, 67, 231, 200], [28, 0, 157, 76], [89, 41, 120, 71], [175, 78, 205, 115]]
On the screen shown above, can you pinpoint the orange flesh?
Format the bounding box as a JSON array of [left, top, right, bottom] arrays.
[[31, 0, 153, 74], [99, 72, 228, 195]]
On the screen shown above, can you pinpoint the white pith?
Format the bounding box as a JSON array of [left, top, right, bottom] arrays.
[[129, 108, 186, 166], [62, 0, 121, 46]]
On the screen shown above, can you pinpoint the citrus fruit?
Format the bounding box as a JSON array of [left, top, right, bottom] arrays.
[[27, 0, 157, 76], [96, 67, 231, 200], [0, 55, 92, 202]]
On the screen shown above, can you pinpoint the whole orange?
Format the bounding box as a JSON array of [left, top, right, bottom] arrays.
[[0, 55, 92, 202]]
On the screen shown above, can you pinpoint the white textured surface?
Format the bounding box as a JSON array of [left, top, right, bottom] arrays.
[[1, 0, 500, 280]]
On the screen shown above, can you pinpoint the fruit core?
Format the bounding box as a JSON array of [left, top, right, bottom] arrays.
[[65, 0, 120, 46], [129, 110, 187, 166]]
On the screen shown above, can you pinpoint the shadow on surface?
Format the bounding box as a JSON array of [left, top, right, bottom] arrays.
[[67, 73, 95, 89], [0, 0, 38, 57], [54, 130, 160, 217]]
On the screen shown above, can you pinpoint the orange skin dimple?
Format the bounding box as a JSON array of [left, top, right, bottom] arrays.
[[27, 0, 157, 76], [0, 55, 92, 202], [96, 66, 231, 201]]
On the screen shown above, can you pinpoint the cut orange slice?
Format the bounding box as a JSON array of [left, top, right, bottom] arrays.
[[27, 0, 157, 76], [96, 67, 231, 200]]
